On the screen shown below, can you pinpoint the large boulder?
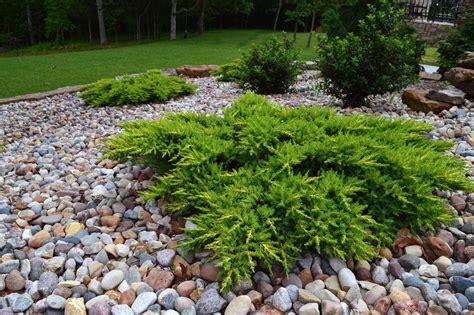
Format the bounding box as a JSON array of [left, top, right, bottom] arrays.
[[176, 65, 219, 78], [444, 67, 474, 98], [459, 52, 474, 70], [402, 89, 454, 113]]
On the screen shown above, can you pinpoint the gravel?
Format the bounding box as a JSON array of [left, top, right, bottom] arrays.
[[1, 72, 474, 314]]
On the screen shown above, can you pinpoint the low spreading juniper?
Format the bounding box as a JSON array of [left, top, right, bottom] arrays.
[[104, 92, 472, 290]]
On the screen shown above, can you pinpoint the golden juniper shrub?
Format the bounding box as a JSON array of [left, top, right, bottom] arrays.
[[103, 92, 473, 290], [80, 69, 196, 107]]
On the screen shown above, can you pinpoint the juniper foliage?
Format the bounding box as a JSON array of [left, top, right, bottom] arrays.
[[80, 70, 196, 107], [104, 92, 472, 290]]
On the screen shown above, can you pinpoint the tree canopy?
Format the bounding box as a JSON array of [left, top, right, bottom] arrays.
[[0, 0, 395, 49]]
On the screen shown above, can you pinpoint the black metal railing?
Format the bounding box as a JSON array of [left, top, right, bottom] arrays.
[[399, 0, 463, 23]]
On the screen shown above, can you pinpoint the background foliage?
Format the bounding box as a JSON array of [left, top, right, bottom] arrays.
[[104, 92, 472, 289], [438, 6, 474, 73]]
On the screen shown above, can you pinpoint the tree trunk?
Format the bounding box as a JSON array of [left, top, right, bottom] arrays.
[[136, 12, 141, 41], [196, 0, 206, 35], [273, 0, 282, 32], [26, 5, 34, 45], [170, 0, 177, 40], [293, 22, 297, 41], [306, 10, 316, 48], [88, 19, 92, 43], [96, 0, 108, 46]]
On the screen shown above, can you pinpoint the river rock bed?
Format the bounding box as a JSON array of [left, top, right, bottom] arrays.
[[0, 72, 474, 315]]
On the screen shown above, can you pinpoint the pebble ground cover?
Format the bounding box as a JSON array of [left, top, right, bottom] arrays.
[[1, 72, 474, 315]]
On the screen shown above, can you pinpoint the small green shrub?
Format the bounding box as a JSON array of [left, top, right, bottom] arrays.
[[214, 36, 300, 94], [80, 70, 196, 107], [316, 0, 424, 107], [438, 7, 474, 73], [211, 59, 244, 84], [104, 92, 472, 290]]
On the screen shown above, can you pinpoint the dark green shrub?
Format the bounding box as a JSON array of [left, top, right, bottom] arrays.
[[80, 70, 196, 107], [438, 7, 474, 73], [215, 36, 300, 94], [240, 36, 300, 94], [316, 0, 424, 107], [104, 92, 471, 290]]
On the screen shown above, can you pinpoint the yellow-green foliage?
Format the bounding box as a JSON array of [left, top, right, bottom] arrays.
[[104, 92, 472, 290], [80, 70, 196, 107]]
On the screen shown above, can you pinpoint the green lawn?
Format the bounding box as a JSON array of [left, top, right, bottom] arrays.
[[0, 30, 319, 98], [422, 47, 440, 66], [0, 29, 438, 98]]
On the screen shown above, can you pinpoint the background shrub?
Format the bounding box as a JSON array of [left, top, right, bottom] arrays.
[[438, 7, 474, 73], [104, 92, 471, 289], [316, 0, 424, 107], [80, 70, 196, 107], [214, 36, 300, 94]]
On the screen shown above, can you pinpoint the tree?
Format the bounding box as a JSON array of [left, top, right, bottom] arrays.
[[26, 1, 34, 45], [44, 0, 75, 43], [285, 0, 311, 41], [170, 0, 177, 40], [273, 0, 283, 31], [196, 0, 206, 34], [96, 0, 107, 45]]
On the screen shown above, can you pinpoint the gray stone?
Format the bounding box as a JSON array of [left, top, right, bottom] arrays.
[[158, 288, 179, 310], [403, 276, 424, 289], [399, 254, 420, 271], [286, 284, 299, 302], [174, 297, 195, 313], [46, 295, 66, 309], [111, 304, 134, 315], [465, 287, 474, 302], [372, 266, 389, 286], [6, 293, 33, 312], [450, 276, 474, 293], [299, 303, 320, 315], [421, 283, 437, 302], [455, 293, 469, 310], [132, 292, 157, 314], [156, 249, 176, 267], [271, 287, 292, 312], [438, 289, 462, 314], [38, 272, 58, 297], [101, 270, 125, 290], [196, 288, 227, 314], [338, 268, 358, 290], [445, 263, 470, 278], [329, 258, 347, 272]]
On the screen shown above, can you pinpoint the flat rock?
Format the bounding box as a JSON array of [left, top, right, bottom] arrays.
[[427, 86, 466, 105], [176, 65, 219, 78], [402, 89, 454, 113]]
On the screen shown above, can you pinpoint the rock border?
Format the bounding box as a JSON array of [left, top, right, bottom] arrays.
[[0, 85, 82, 105]]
